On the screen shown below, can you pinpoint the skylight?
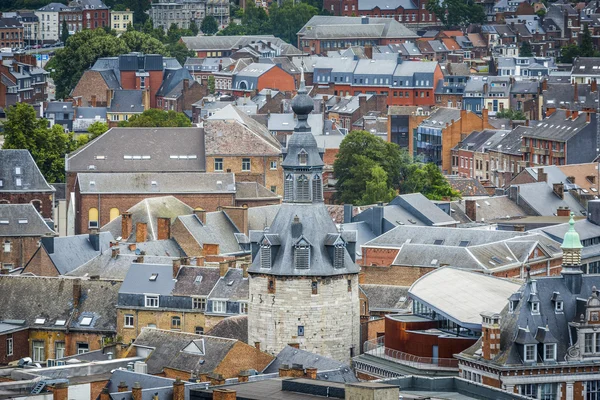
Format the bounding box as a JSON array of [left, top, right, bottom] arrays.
[[149, 273, 158, 281], [80, 317, 93, 326], [55, 319, 66, 326], [34, 318, 45, 324]]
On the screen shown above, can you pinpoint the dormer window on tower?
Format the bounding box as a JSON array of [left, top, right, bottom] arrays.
[[296, 175, 310, 202], [284, 174, 293, 202], [508, 292, 520, 313], [312, 174, 322, 201], [294, 240, 310, 269], [334, 240, 345, 269], [531, 301, 540, 314], [298, 149, 308, 166], [260, 239, 272, 269]]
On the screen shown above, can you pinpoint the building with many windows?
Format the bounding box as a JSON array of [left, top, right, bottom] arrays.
[[110, 9, 133, 33], [150, 0, 229, 31]]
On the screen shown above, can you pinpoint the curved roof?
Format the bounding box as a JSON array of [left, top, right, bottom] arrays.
[[409, 267, 520, 329]]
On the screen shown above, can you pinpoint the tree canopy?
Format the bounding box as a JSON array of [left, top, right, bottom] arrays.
[[334, 130, 460, 204], [519, 41, 533, 57], [495, 108, 527, 120], [1, 103, 84, 183], [87, 121, 109, 139], [201, 15, 219, 35], [426, 0, 486, 28], [117, 109, 192, 127], [559, 24, 599, 62]]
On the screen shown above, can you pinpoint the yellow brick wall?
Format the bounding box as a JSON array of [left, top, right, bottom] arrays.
[[205, 155, 283, 196]]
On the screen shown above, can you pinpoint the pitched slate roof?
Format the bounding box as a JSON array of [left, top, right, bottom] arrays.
[[156, 68, 194, 98], [109, 90, 144, 113], [451, 196, 527, 223], [181, 35, 287, 51], [298, 16, 418, 40], [0, 275, 120, 331], [173, 266, 221, 296], [66, 127, 206, 173], [76, 172, 235, 194], [514, 181, 586, 216], [236, 182, 279, 201], [208, 268, 248, 302], [204, 105, 281, 156], [0, 150, 54, 193], [176, 213, 242, 255], [67, 253, 179, 280], [446, 176, 489, 197], [360, 284, 409, 312], [0, 204, 55, 237], [132, 328, 238, 375], [206, 315, 248, 343], [523, 109, 590, 141]]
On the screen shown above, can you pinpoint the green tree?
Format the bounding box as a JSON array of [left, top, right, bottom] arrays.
[[426, 0, 486, 28], [496, 108, 527, 120], [61, 20, 69, 43], [121, 30, 167, 54], [190, 20, 199, 36], [208, 75, 215, 94], [118, 109, 192, 127], [519, 41, 533, 57], [401, 163, 461, 201], [559, 43, 581, 63], [334, 130, 411, 204], [218, 21, 247, 36], [167, 41, 196, 65], [242, 1, 270, 35], [126, 21, 135, 32], [268, 0, 318, 43], [201, 15, 219, 35], [87, 121, 109, 139], [1, 103, 78, 183], [581, 23, 596, 57], [359, 165, 397, 205]]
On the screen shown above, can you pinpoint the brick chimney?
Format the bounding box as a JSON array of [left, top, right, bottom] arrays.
[[213, 389, 237, 400], [541, 78, 547, 91], [241, 263, 249, 278], [194, 208, 206, 224], [482, 107, 489, 127], [288, 343, 299, 349], [136, 251, 145, 263], [73, 279, 82, 308], [537, 168, 547, 182], [364, 44, 373, 59], [132, 382, 142, 400], [481, 312, 501, 360], [91, 94, 97, 107], [565, 109, 572, 119], [572, 110, 579, 120], [128, 243, 136, 251], [305, 367, 317, 379], [173, 378, 185, 400], [136, 222, 147, 243], [121, 212, 133, 240], [553, 183, 564, 199], [593, 79, 598, 93], [209, 373, 226, 386], [157, 217, 171, 240], [118, 382, 128, 392], [465, 199, 477, 221], [173, 258, 182, 278], [238, 370, 252, 383], [111, 247, 120, 258], [106, 89, 113, 108], [142, 89, 151, 110], [52, 382, 68, 400], [254, 341, 261, 351], [557, 206, 571, 216], [219, 261, 229, 277], [221, 206, 249, 235]]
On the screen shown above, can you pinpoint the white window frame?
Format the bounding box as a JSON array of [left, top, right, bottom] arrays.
[[6, 336, 13, 356], [270, 160, 277, 170], [144, 294, 159, 308], [531, 302, 540, 314], [212, 300, 226, 313], [77, 343, 89, 354], [124, 314, 134, 328], [555, 301, 563, 312], [239, 302, 248, 314], [544, 343, 556, 361], [524, 344, 536, 362], [3, 241, 10, 253], [32, 340, 45, 362], [242, 158, 251, 172], [55, 342, 65, 359], [214, 158, 223, 171]]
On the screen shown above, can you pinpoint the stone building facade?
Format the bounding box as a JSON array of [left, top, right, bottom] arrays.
[[150, 0, 229, 31]]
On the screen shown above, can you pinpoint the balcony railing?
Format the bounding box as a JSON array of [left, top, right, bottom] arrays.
[[361, 337, 459, 370]]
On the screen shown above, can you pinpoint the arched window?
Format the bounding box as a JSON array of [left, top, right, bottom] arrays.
[[171, 316, 181, 329], [334, 241, 345, 269], [298, 149, 308, 166], [284, 174, 293, 201], [109, 207, 120, 221], [312, 174, 322, 201], [294, 242, 310, 269], [88, 207, 99, 228], [296, 175, 309, 202], [260, 238, 271, 269]]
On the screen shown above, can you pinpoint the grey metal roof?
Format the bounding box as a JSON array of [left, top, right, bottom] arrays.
[[264, 346, 358, 383], [208, 268, 248, 301], [77, 172, 235, 194], [181, 35, 285, 51], [514, 181, 586, 217], [119, 263, 176, 295], [108, 90, 144, 113], [0, 204, 55, 237], [0, 150, 54, 193], [298, 16, 418, 39], [0, 275, 120, 331], [66, 127, 206, 173]]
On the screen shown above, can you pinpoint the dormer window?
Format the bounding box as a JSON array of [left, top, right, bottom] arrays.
[[296, 175, 310, 202], [334, 241, 345, 269], [544, 343, 557, 361], [312, 174, 322, 201], [260, 241, 271, 269], [509, 301, 515, 313], [524, 344, 536, 362], [294, 242, 310, 269], [555, 301, 563, 313], [284, 174, 293, 202], [531, 302, 540, 314], [298, 150, 308, 166]]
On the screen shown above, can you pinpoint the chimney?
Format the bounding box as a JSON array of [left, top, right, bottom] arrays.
[[372, 204, 384, 237], [111, 247, 120, 258], [587, 112, 591, 123], [106, 89, 113, 108], [91, 94, 97, 107], [52, 382, 68, 400], [173, 378, 185, 400], [482, 107, 489, 126], [358, 95, 366, 113], [194, 208, 206, 224], [42, 232, 55, 254], [288, 342, 299, 349], [183, 79, 189, 96], [73, 279, 82, 308], [241, 263, 249, 278], [537, 168, 547, 182], [593, 79, 598, 93], [132, 382, 142, 400], [213, 389, 237, 400], [513, 224, 525, 232], [279, 365, 292, 377], [100, 388, 111, 400], [343, 204, 353, 224], [173, 258, 181, 278], [364, 45, 373, 59], [221, 206, 249, 235], [142, 89, 150, 110], [465, 199, 477, 221], [572, 110, 579, 120], [128, 243, 136, 251], [238, 371, 252, 383], [136, 251, 145, 263], [89, 228, 100, 251], [254, 341, 261, 351], [541, 78, 547, 91], [219, 261, 229, 277], [481, 313, 501, 360], [209, 373, 226, 386], [574, 82, 578, 103], [553, 183, 564, 199], [557, 206, 571, 216], [118, 382, 128, 392], [157, 217, 171, 240], [121, 212, 133, 240], [136, 222, 147, 243], [566, 109, 572, 119], [305, 367, 317, 379]]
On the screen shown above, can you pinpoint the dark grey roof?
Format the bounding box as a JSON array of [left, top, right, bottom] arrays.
[[109, 90, 144, 113], [156, 68, 193, 98], [45, 101, 74, 113], [281, 131, 324, 168], [543, 82, 597, 111], [132, 328, 238, 375], [419, 107, 461, 128], [360, 284, 409, 312], [75, 106, 107, 120], [76, 172, 235, 194], [208, 268, 248, 301], [181, 35, 286, 51], [206, 315, 248, 343], [0, 204, 55, 237], [571, 57, 600, 75], [298, 16, 418, 39], [0, 150, 54, 193], [486, 128, 523, 156], [534, 218, 600, 243], [451, 196, 527, 223], [39, 232, 113, 275], [67, 253, 179, 280], [0, 275, 120, 331], [66, 127, 206, 173], [37, 2, 67, 11], [514, 181, 586, 216], [248, 205, 280, 231], [177, 213, 242, 255], [524, 109, 590, 141], [264, 346, 358, 383], [99, 70, 121, 89], [53, 183, 66, 201], [248, 204, 360, 277], [119, 263, 176, 295], [173, 266, 221, 296]]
